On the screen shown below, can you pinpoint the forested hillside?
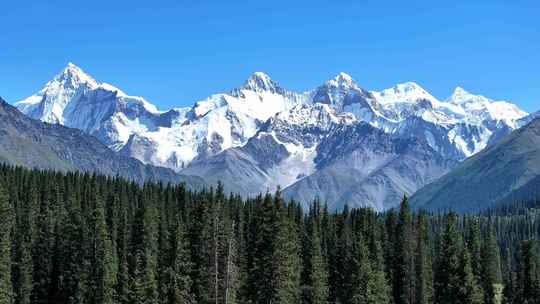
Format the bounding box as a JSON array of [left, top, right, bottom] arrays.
[[1, 164, 540, 304]]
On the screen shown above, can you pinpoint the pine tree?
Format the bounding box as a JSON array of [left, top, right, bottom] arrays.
[[466, 218, 483, 282], [129, 193, 159, 304], [481, 226, 502, 304], [115, 201, 130, 304], [13, 183, 36, 304], [272, 192, 301, 304], [394, 196, 415, 304], [31, 187, 54, 304], [415, 213, 434, 304], [248, 194, 277, 303], [435, 213, 483, 304], [0, 181, 14, 304], [335, 209, 354, 303], [221, 216, 239, 304], [458, 247, 484, 304], [369, 226, 391, 304], [305, 212, 329, 304], [129, 254, 147, 304], [171, 219, 193, 304], [58, 190, 86, 304], [516, 240, 540, 304], [157, 208, 172, 304], [501, 248, 516, 304], [351, 236, 390, 304], [191, 195, 223, 304], [91, 190, 117, 304]]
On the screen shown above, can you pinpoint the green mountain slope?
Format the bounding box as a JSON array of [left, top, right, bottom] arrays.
[[411, 118, 540, 213]]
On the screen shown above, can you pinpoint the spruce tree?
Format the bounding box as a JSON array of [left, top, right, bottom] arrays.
[[351, 236, 390, 304], [435, 213, 483, 304], [516, 240, 540, 304], [248, 194, 277, 303], [394, 196, 415, 304], [91, 191, 117, 304], [129, 194, 159, 304], [501, 248, 516, 304], [415, 213, 434, 304], [221, 215, 239, 304], [481, 226, 502, 304], [466, 218, 483, 282], [191, 196, 223, 304], [31, 189, 54, 304], [171, 219, 193, 304], [335, 210, 354, 303], [369, 227, 391, 304], [58, 190, 86, 304], [272, 192, 301, 304], [115, 202, 130, 304], [305, 214, 329, 304], [0, 181, 14, 304], [458, 247, 484, 304], [157, 209, 172, 304], [13, 187, 35, 304]]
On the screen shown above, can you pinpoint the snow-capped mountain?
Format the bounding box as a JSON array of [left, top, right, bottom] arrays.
[[16, 63, 531, 210], [17, 64, 307, 169], [17, 63, 164, 151]]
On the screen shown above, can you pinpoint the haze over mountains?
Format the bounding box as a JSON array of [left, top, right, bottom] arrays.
[[12, 63, 535, 210]]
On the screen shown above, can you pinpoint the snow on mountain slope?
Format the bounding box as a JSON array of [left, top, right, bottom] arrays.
[[17, 65, 308, 170], [256, 103, 356, 189], [182, 102, 356, 196], [365, 81, 527, 159], [307, 74, 528, 160], [370, 82, 465, 125], [446, 87, 527, 128], [17, 63, 165, 151], [120, 72, 309, 168]]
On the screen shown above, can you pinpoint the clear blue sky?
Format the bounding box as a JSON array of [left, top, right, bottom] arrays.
[[1, 0, 539, 112]]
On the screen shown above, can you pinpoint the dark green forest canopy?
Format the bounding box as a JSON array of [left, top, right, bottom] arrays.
[[0, 163, 540, 304]]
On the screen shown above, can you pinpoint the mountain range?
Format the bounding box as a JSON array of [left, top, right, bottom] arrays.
[[12, 63, 534, 210]]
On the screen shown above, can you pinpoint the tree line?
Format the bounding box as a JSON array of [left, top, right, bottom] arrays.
[[0, 164, 540, 304]]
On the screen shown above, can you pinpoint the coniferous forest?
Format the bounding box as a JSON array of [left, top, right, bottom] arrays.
[[2, 164, 540, 304]]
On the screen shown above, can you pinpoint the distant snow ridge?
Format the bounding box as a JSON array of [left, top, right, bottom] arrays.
[[16, 63, 531, 210]]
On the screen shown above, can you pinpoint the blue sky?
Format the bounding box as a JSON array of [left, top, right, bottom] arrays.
[[1, 0, 539, 112]]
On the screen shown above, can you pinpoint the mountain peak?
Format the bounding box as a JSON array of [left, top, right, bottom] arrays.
[[373, 81, 438, 105], [395, 81, 423, 91], [335, 72, 353, 82], [52, 62, 99, 89], [452, 86, 470, 97], [447, 86, 484, 105], [241, 72, 280, 93], [250, 71, 271, 80], [328, 72, 356, 87], [383, 82, 428, 96]]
